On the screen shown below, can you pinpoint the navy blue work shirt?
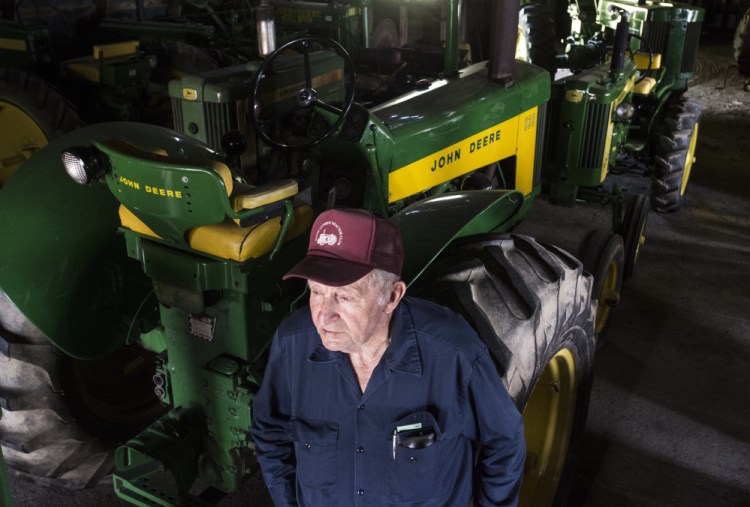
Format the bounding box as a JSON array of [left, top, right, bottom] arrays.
[[251, 296, 525, 506]]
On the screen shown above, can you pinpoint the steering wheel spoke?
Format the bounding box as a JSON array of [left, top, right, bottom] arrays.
[[315, 100, 343, 115]]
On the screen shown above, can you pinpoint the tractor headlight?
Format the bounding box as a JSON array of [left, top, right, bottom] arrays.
[[615, 102, 635, 120], [61, 147, 102, 185]]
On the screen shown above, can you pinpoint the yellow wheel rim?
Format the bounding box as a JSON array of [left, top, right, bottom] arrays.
[[595, 260, 620, 335], [681, 122, 699, 196], [0, 100, 48, 186], [520, 348, 577, 507]]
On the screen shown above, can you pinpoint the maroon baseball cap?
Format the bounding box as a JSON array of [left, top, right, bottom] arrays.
[[283, 209, 404, 286]]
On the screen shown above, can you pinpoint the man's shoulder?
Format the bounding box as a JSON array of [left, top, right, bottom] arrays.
[[277, 306, 316, 342], [401, 297, 487, 357]]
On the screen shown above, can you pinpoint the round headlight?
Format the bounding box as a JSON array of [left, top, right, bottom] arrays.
[[615, 102, 635, 120], [61, 147, 101, 185]]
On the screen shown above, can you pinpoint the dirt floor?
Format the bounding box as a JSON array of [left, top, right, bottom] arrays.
[[4, 33, 750, 507]]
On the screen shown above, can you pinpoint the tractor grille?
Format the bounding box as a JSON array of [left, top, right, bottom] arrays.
[[171, 97, 183, 133], [534, 101, 547, 188], [580, 102, 609, 170], [681, 22, 702, 72], [642, 21, 669, 55], [642, 20, 703, 73], [170, 98, 238, 151]]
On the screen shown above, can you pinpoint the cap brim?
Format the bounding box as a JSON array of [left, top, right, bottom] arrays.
[[283, 256, 373, 287]]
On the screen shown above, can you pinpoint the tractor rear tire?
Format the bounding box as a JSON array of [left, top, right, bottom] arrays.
[[0, 294, 163, 488], [0, 69, 82, 186], [650, 98, 701, 213], [411, 234, 596, 507], [577, 229, 624, 340], [518, 4, 558, 76]]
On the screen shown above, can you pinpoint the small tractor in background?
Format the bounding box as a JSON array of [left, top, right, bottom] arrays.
[[0, 0, 703, 505]]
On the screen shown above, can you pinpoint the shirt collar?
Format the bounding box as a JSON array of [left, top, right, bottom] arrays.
[[383, 299, 423, 376], [306, 298, 423, 377]]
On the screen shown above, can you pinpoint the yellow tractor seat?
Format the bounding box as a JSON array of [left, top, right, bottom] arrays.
[[111, 141, 313, 263]]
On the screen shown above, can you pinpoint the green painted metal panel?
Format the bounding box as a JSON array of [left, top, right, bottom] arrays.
[[391, 190, 527, 286], [0, 122, 219, 359], [374, 60, 550, 170]]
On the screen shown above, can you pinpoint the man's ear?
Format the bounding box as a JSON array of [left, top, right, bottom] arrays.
[[385, 281, 407, 314]]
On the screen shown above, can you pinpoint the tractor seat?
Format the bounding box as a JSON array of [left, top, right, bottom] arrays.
[[119, 199, 312, 263], [99, 139, 313, 263]]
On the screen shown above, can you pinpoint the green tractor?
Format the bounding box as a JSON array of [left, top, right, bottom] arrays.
[[1, 0, 600, 505], [516, 0, 703, 335]]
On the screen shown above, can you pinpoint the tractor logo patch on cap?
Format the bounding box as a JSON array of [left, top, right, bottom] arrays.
[[315, 221, 343, 247]]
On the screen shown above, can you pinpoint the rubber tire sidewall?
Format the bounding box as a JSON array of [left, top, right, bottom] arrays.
[[577, 229, 625, 341], [411, 234, 596, 506]]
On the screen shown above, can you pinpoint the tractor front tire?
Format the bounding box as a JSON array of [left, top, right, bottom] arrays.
[[0, 295, 163, 488], [412, 234, 596, 507], [650, 98, 701, 213], [0, 69, 82, 186], [577, 229, 624, 340]]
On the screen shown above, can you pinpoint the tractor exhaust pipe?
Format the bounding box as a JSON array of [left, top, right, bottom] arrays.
[[488, 0, 517, 86], [257, 0, 276, 57], [610, 9, 630, 77]]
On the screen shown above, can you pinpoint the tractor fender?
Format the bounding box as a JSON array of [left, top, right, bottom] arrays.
[[391, 189, 527, 286], [0, 122, 218, 359]]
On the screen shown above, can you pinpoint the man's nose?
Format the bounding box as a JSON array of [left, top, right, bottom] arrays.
[[317, 296, 339, 321]]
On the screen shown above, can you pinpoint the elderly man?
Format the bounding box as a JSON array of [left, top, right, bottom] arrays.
[[251, 209, 525, 506]]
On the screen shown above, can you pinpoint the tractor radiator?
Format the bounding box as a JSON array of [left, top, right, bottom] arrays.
[[580, 102, 609, 169], [641, 20, 702, 73], [171, 98, 239, 151]]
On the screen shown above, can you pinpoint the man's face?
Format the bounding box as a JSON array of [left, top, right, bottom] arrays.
[[309, 274, 398, 354]]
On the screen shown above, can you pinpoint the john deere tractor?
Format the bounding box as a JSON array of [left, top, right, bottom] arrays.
[[0, 0, 706, 504]]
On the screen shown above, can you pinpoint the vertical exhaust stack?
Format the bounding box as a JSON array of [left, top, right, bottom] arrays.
[[610, 9, 630, 78], [257, 0, 276, 57], [488, 0, 517, 86]]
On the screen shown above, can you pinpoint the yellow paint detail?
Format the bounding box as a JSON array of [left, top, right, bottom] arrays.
[[0, 38, 27, 51], [64, 61, 101, 82], [633, 77, 656, 95], [232, 179, 298, 212], [600, 76, 635, 181], [632, 51, 661, 70], [188, 202, 313, 262], [565, 90, 584, 103], [388, 108, 538, 203], [519, 348, 577, 506], [115, 154, 233, 198], [604, 51, 662, 70], [0, 100, 47, 186], [183, 88, 198, 101], [119, 205, 162, 239], [93, 41, 139, 60]]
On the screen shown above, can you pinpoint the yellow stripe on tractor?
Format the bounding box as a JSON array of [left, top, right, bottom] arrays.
[[388, 107, 539, 203]]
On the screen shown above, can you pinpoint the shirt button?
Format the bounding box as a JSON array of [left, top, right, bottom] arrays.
[[358, 404, 365, 410], [357, 489, 365, 496], [356, 446, 365, 454]]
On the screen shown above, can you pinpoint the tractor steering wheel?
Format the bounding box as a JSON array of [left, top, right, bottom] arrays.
[[251, 36, 356, 150]]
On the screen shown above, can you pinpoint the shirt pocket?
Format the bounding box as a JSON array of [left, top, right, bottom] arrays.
[[290, 418, 339, 491], [385, 411, 445, 503]]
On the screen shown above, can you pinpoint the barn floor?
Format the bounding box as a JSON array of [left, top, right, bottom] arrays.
[[5, 34, 750, 507]]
